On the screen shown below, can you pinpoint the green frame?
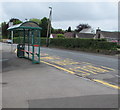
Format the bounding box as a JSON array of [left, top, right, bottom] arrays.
[[8, 21, 42, 64]]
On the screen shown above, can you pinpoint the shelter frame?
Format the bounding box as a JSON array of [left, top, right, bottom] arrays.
[[8, 21, 42, 64]]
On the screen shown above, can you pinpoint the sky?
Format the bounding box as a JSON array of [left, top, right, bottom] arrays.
[[0, 1, 118, 31]]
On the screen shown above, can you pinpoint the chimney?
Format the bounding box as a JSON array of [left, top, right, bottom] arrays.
[[8, 22, 13, 27], [96, 27, 101, 39]]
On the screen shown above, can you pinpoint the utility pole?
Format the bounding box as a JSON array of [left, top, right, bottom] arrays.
[[46, 7, 52, 47]]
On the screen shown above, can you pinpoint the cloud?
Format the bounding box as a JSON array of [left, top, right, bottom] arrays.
[[1, 2, 117, 21], [0, 0, 119, 3], [0, 2, 118, 31], [1, 2, 50, 21], [52, 19, 118, 31]]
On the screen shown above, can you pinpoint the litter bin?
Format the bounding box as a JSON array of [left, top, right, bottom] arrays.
[[17, 44, 25, 58]]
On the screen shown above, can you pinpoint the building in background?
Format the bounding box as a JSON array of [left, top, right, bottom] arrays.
[[79, 27, 95, 34], [94, 28, 119, 43], [64, 32, 76, 38], [76, 33, 95, 39], [64, 32, 94, 39]]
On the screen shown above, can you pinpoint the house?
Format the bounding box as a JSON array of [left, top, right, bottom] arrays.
[[94, 28, 119, 43], [64, 32, 76, 38], [76, 33, 95, 39], [50, 34, 58, 38], [64, 32, 94, 39], [79, 27, 95, 34]]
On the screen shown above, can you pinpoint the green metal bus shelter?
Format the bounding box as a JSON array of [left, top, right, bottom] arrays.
[[7, 21, 42, 64]]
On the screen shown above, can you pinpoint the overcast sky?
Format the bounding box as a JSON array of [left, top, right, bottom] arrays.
[[0, 2, 118, 31]]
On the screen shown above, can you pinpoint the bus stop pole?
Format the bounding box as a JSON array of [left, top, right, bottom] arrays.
[[32, 30, 34, 63], [28, 30, 30, 59]]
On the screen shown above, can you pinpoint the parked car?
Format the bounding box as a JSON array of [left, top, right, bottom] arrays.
[[6, 39, 12, 44]]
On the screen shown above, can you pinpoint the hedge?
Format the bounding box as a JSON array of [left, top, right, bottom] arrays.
[[43, 38, 117, 50], [13, 37, 117, 50]]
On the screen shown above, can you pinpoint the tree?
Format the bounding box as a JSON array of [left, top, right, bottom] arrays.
[[39, 17, 49, 37], [29, 18, 41, 25], [75, 24, 91, 32], [9, 18, 22, 25], [67, 26, 72, 32], [52, 29, 65, 34], [1, 22, 8, 38]]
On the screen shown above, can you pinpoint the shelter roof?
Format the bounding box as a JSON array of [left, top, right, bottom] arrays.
[[7, 21, 42, 30]]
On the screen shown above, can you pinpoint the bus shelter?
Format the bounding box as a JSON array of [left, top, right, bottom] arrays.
[[7, 21, 42, 64]]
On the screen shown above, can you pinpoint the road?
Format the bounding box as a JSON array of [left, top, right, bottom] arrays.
[[40, 47, 119, 88], [2, 43, 119, 108]]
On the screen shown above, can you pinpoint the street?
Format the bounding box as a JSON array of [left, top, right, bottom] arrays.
[[40, 47, 119, 87], [2, 43, 119, 108]]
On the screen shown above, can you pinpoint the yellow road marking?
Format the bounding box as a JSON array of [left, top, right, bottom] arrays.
[[80, 66, 97, 74], [101, 66, 115, 71], [73, 66, 97, 74], [41, 61, 119, 89], [85, 66, 104, 73], [41, 61, 75, 74], [69, 68, 90, 76], [51, 60, 79, 65], [41, 56, 54, 60], [41, 56, 60, 60], [93, 79, 120, 89], [86, 65, 109, 72], [14, 50, 119, 90], [76, 73, 90, 77]]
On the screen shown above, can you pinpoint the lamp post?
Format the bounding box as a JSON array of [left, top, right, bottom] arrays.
[[46, 7, 52, 47]]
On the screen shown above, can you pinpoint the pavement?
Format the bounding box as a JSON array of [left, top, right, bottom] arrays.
[[2, 43, 119, 108]]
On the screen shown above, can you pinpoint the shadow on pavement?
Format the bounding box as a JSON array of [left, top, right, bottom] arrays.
[[28, 94, 118, 108], [2, 52, 37, 72]]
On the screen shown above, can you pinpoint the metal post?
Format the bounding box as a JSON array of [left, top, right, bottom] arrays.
[[28, 30, 30, 59], [38, 30, 40, 63], [32, 30, 34, 63], [23, 29, 25, 58]]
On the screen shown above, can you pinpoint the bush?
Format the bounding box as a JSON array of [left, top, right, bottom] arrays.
[[13, 37, 24, 43], [41, 38, 46, 46], [117, 44, 120, 48], [57, 34, 64, 38]]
